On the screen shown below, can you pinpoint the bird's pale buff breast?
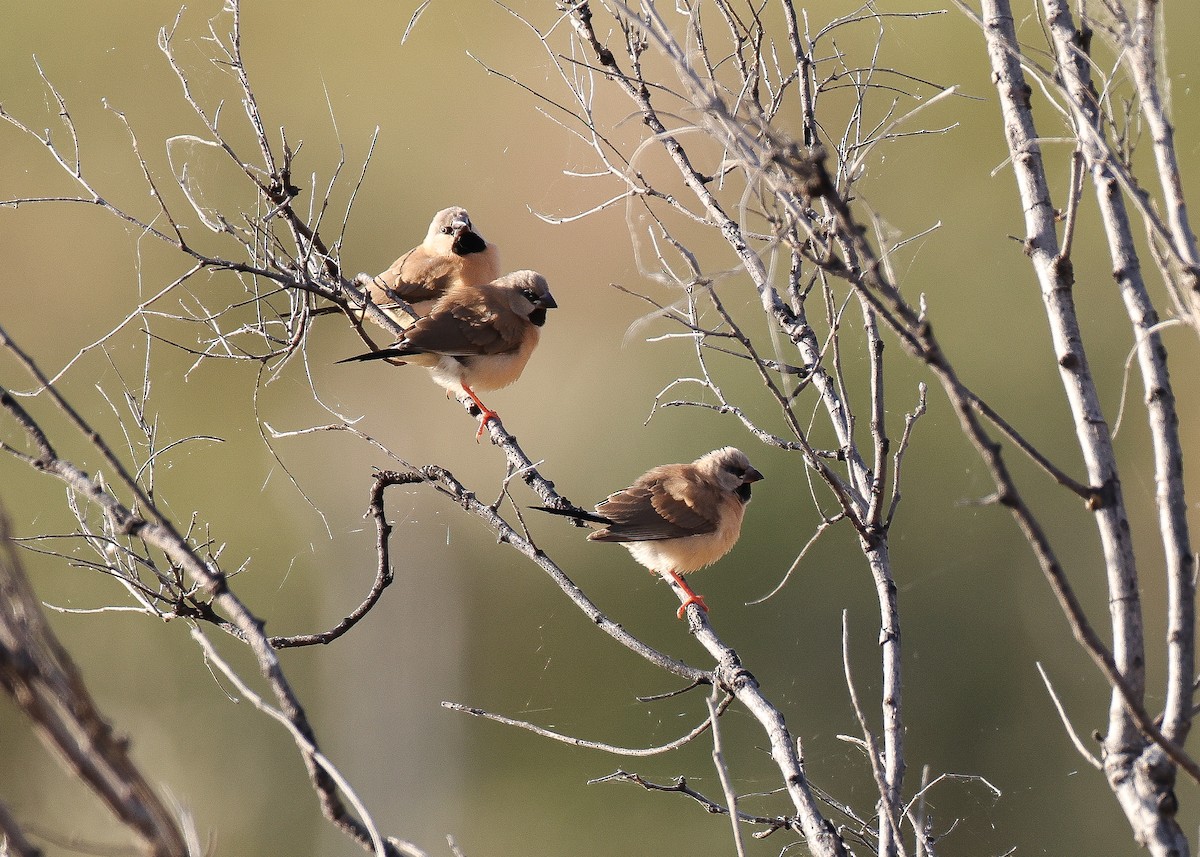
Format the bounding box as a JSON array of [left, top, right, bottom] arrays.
[[623, 493, 747, 575], [426, 326, 540, 393]]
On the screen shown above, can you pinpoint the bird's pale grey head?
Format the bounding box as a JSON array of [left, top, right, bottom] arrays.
[[697, 447, 764, 502], [500, 270, 558, 326], [428, 206, 487, 255]]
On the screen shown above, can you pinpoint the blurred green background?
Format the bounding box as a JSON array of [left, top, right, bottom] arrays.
[[2, 1, 1199, 855]]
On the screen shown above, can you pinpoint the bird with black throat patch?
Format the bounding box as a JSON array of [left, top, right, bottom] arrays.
[[333, 206, 501, 328], [534, 447, 764, 619], [337, 270, 557, 438]]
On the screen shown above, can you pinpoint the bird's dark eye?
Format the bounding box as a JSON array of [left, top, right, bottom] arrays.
[[440, 226, 454, 235], [521, 288, 537, 303]]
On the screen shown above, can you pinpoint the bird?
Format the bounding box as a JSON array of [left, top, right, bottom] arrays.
[[322, 206, 500, 327], [533, 447, 764, 619], [337, 270, 557, 438]]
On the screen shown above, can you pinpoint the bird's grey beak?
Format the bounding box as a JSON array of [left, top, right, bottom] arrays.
[[451, 217, 470, 233], [745, 467, 764, 483], [540, 293, 558, 309]]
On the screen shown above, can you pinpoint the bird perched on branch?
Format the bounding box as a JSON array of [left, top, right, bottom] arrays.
[[338, 270, 557, 438], [324, 206, 500, 327], [534, 447, 764, 619]]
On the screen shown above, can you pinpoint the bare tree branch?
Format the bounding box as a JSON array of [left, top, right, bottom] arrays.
[[442, 694, 732, 756], [0, 325, 415, 857], [0, 508, 191, 857]]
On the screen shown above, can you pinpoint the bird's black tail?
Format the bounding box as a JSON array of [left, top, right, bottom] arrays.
[[336, 349, 413, 364], [529, 504, 610, 525]]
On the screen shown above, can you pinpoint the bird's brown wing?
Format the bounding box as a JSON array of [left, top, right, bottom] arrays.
[[398, 291, 524, 357], [590, 472, 719, 542], [374, 249, 460, 304]]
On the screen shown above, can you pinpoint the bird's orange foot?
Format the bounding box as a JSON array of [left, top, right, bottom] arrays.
[[459, 383, 500, 441], [475, 407, 500, 440], [664, 570, 708, 620], [676, 592, 709, 620]]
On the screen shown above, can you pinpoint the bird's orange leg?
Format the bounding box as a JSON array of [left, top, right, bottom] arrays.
[[461, 383, 500, 439], [665, 570, 708, 620]]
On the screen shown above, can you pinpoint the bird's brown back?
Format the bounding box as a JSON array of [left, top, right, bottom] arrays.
[[399, 284, 529, 357], [589, 466, 723, 543]]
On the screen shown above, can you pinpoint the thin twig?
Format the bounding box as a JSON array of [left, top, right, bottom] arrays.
[[441, 696, 730, 756], [1035, 662, 1103, 770]]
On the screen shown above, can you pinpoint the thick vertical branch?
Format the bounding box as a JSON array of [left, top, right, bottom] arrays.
[[978, 0, 1144, 750], [858, 297, 904, 857], [1042, 0, 1193, 746], [1040, 2, 1192, 852]]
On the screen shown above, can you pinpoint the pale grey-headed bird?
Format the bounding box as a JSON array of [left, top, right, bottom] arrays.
[[322, 206, 501, 327], [338, 270, 557, 438], [535, 447, 764, 618], [363, 206, 500, 324]]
